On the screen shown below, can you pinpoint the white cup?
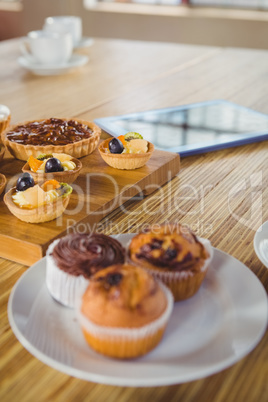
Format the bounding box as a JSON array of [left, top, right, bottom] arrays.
[[21, 30, 73, 65], [43, 16, 82, 47]]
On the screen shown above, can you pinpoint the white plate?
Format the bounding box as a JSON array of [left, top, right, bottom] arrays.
[[75, 37, 94, 49], [254, 221, 268, 268], [18, 54, 89, 76], [8, 234, 268, 386]]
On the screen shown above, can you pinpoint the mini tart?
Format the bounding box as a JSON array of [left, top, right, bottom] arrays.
[[46, 233, 126, 308], [0, 144, 5, 164], [1, 118, 101, 161], [0, 173, 6, 196], [22, 156, 82, 184], [128, 224, 213, 302], [78, 264, 174, 359], [98, 138, 154, 170], [3, 185, 71, 223], [0, 105, 11, 144]]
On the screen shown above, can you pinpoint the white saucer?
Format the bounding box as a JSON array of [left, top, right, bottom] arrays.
[[75, 37, 94, 49], [254, 221, 268, 268], [18, 54, 89, 76]]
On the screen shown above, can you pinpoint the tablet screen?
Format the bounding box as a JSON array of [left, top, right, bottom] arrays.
[[95, 101, 268, 156]]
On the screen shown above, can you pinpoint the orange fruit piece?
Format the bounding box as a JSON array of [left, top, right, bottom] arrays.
[[42, 179, 61, 192], [28, 155, 43, 172], [117, 135, 127, 146]]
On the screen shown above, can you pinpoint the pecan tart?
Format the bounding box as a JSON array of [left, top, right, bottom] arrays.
[[1, 117, 101, 161]]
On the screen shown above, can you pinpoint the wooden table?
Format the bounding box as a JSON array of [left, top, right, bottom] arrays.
[[0, 38, 267, 402]]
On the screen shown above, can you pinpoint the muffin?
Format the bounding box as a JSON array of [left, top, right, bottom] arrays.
[[128, 224, 213, 302], [98, 132, 154, 170], [1, 117, 101, 161], [78, 264, 173, 359], [46, 233, 126, 307], [4, 175, 72, 223]]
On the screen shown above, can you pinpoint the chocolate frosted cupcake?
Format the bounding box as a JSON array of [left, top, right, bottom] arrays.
[[128, 224, 213, 301], [78, 264, 173, 359], [46, 233, 125, 307]]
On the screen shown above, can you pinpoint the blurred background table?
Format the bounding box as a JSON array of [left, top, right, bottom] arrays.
[[0, 37, 267, 402]]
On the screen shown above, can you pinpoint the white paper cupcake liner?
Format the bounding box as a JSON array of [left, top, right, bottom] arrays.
[[46, 239, 89, 308]]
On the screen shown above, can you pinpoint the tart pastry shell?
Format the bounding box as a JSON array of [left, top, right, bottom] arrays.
[[22, 157, 82, 184], [0, 145, 5, 164], [1, 118, 101, 161], [4, 187, 71, 223], [0, 173, 6, 196], [98, 138, 154, 170]]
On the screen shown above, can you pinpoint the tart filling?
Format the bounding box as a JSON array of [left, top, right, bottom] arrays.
[[28, 153, 76, 173], [106, 132, 149, 155], [6, 118, 93, 146], [12, 176, 72, 209]]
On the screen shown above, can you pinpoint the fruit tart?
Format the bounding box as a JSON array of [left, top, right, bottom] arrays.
[[22, 153, 82, 184], [98, 132, 154, 170], [4, 173, 72, 223], [1, 117, 101, 161]]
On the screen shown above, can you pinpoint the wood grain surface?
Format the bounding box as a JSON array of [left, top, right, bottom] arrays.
[[0, 146, 180, 265], [0, 38, 267, 402]]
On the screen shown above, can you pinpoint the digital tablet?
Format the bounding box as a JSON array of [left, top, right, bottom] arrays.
[[94, 100, 268, 156]]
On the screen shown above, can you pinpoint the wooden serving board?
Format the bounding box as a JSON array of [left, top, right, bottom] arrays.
[[0, 142, 180, 266]]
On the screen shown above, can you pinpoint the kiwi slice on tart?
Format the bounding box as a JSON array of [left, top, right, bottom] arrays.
[[124, 132, 143, 141]]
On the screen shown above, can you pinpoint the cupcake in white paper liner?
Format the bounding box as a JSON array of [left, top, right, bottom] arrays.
[[77, 264, 174, 359], [46, 233, 126, 308], [128, 224, 213, 302]]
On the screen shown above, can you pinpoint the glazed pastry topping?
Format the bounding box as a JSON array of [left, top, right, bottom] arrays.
[[12, 177, 72, 209], [28, 153, 76, 173], [107, 132, 148, 155], [130, 224, 208, 271], [6, 118, 93, 146], [52, 233, 125, 278]]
